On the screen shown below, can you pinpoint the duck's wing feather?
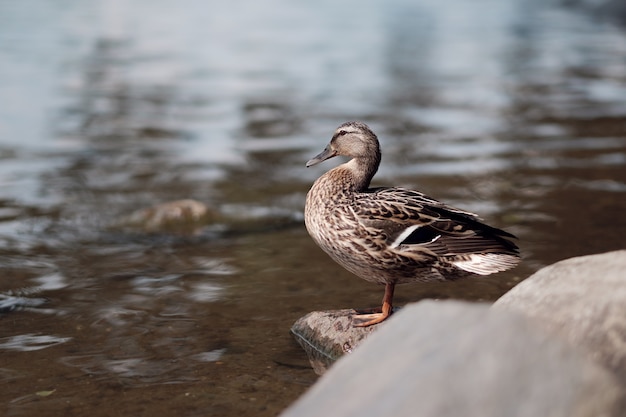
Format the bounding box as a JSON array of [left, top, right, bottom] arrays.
[[353, 187, 520, 275]]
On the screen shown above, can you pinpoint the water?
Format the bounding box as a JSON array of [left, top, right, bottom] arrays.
[[1, 0, 626, 415]]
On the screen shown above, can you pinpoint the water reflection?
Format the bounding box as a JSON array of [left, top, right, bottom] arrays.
[[0, 334, 72, 352], [0, 294, 47, 314], [0, 0, 625, 416]]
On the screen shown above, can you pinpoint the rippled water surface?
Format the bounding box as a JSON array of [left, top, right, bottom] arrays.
[[1, 1, 626, 415]]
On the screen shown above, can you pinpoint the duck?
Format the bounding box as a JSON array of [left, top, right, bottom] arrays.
[[304, 121, 520, 327]]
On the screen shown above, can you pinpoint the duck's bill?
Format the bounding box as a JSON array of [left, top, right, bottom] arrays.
[[306, 146, 337, 167]]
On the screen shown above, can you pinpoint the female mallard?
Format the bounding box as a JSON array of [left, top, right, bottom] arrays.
[[304, 121, 520, 327]]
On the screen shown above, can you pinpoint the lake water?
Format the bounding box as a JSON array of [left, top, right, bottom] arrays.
[[1, 0, 625, 416]]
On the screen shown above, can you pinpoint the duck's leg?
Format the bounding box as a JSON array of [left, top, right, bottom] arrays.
[[353, 282, 395, 327]]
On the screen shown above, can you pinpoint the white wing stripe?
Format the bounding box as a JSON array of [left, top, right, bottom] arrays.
[[391, 225, 421, 248]]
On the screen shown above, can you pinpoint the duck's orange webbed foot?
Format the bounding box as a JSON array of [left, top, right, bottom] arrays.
[[352, 309, 392, 327], [352, 282, 395, 327]]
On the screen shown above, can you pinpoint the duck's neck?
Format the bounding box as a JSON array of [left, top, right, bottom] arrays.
[[343, 152, 381, 192]]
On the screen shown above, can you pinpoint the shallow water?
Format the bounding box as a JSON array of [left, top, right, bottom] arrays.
[[1, 0, 626, 415]]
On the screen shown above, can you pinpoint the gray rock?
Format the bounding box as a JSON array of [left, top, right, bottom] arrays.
[[493, 250, 626, 385], [282, 301, 624, 417]]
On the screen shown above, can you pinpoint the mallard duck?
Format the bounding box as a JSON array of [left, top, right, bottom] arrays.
[[304, 121, 520, 327]]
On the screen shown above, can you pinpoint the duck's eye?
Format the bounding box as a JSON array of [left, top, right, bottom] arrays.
[[338, 130, 348, 136]]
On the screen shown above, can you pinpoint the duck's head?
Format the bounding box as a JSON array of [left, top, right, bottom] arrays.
[[306, 121, 381, 167]]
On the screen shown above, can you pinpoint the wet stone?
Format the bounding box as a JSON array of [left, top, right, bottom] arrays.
[[290, 309, 383, 375]]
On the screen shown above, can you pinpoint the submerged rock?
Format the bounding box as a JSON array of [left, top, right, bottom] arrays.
[[283, 301, 624, 417], [493, 250, 626, 385], [117, 199, 217, 233], [116, 198, 301, 236]]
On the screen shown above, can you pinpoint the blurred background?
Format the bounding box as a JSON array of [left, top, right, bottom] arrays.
[[1, 0, 625, 415]]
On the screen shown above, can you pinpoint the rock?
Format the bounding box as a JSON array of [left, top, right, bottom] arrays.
[[493, 250, 626, 385], [282, 300, 624, 417], [117, 199, 217, 232], [290, 309, 382, 375]]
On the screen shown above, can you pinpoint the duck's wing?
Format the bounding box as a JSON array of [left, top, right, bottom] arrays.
[[352, 187, 520, 275]]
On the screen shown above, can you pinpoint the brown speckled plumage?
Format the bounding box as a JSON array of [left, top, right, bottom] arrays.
[[304, 121, 520, 326]]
